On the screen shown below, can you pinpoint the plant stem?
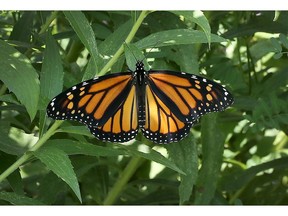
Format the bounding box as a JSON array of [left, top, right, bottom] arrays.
[[98, 10, 150, 76], [0, 120, 63, 183], [103, 156, 143, 205], [39, 11, 59, 35]]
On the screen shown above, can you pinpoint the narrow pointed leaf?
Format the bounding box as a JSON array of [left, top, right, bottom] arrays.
[[33, 145, 82, 203], [0, 40, 40, 120], [135, 29, 225, 49], [119, 142, 185, 175], [194, 114, 225, 204], [166, 133, 198, 204], [0, 192, 44, 205], [64, 11, 99, 73], [40, 31, 63, 110], [173, 11, 211, 47]]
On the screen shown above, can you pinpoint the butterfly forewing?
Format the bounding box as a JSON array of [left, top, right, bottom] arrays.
[[46, 73, 133, 128], [147, 70, 234, 123]]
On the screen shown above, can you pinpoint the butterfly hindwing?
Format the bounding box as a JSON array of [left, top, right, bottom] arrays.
[[141, 84, 194, 144], [88, 85, 139, 142]]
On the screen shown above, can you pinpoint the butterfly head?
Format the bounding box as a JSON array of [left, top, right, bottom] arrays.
[[135, 60, 145, 72]]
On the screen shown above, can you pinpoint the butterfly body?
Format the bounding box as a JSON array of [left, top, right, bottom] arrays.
[[47, 61, 234, 144]]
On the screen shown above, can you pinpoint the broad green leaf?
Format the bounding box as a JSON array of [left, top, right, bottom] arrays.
[[40, 31, 63, 110], [58, 125, 92, 136], [38, 172, 67, 204], [124, 43, 149, 71], [257, 68, 288, 96], [170, 44, 199, 74], [33, 145, 82, 203], [223, 12, 288, 38], [39, 31, 64, 137], [194, 113, 225, 204], [119, 142, 185, 175], [97, 20, 132, 68], [135, 29, 225, 49], [250, 40, 278, 61], [0, 94, 20, 105], [279, 33, 288, 49], [173, 11, 211, 47], [270, 37, 282, 52], [64, 11, 99, 74], [46, 139, 126, 157], [0, 192, 43, 205], [165, 133, 198, 204], [9, 12, 35, 53], [0, 40, 40, 120], [273, 52, 283, 59], [222, 157, 288, 192], [98, 20, 131, 57], [0, 153, 24, 195], [0, 119, 27, 156], [82, 57, 99, 81]]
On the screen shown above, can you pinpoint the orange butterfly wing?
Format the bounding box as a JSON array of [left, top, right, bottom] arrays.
[[88, 85, 139, 142], [47, 73, 136, 132], [47, 62, 234, 144], [140, 70, 234, 143]]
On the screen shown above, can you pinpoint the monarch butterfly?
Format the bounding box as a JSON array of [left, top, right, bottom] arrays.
[[47, 60, 234, 144]]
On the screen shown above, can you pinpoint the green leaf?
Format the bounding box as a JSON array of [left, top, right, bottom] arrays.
[[222, 157, 288, 192], [270, 37, 282, 52], [171, 44, 199, 74], [124, 43, 149, 70], [250, 39, 279, 61], [165, 133, 198, 204], [9, 12, 35, 53], [0, 192, 44, 205], [46, 139, 126, 157], [98, 20, 132, 68], [0, 94, 20, 105], [0, 153, 24, 195], [119, 142, 185, 175], [279, 33, 288, 49], [82, 58, 97, 81], [135, 29, 225, 49], [194, 113, 225, 204], [173, 11, 211, 47], [38, 172, 67, 204], [64, 11, 99, 73], [82, 20, 132, 80], [273, 11, 281, 21], [0, 40, 40, 120], [40, 31, 63, 110], [58, 125, 92, 136], [273, 52, 283, 59], [33, 145, 82, 203], [0, 119, 27, 156]]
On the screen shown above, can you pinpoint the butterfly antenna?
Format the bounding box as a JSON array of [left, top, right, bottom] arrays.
[[141, 40, 161, 62], [124, 41, 138, 63]]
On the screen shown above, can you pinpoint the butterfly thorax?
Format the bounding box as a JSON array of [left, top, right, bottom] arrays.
[[135, 61, 146, 86]]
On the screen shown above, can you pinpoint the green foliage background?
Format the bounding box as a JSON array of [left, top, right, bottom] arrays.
[[0, 11, 287, 205]]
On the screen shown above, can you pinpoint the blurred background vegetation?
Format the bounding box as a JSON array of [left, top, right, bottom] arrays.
[[0, 11, 287, 205]]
